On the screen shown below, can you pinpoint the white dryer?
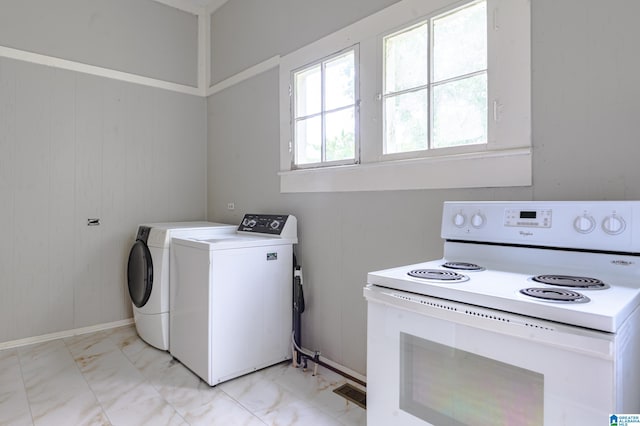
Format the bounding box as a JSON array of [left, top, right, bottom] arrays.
[[127, 222, 236, 350], [170, 214, 297, 385]]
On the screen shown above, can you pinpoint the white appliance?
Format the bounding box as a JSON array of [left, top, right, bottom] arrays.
[[365, 201, 640, 426], [127, 222, 236, 350], [169, 214, 297, 386]]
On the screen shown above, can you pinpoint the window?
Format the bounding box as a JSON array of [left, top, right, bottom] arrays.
[[292, 48, 358, 168], [383, 21, 430, 154], [279, 0, 531, 192], [383, 1, 487, 155]]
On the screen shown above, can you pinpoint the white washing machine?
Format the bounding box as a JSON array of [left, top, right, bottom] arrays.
[[127, 222, 236, 350], [169, 214, 297, 385]]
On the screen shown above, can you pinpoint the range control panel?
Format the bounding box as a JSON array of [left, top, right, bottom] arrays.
[[441, 201, 640, 252], [238, 214, 290, 235]]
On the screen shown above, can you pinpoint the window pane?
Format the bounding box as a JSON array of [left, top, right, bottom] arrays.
[[325, 51, 355, 111], [384, 89, 428, 154], [433, 1, 487, 82], [295, 116, 321, 164], [432, 73, 487, 149], [295, 65, 321, 117], [384, 22, 429, 94], [326, 107, 355, 162]]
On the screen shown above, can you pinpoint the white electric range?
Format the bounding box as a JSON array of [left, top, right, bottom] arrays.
[[365, 201, 640, 426]]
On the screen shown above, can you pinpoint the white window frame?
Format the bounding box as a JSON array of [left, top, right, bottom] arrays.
[[290, 45, 360, 169], [381, 1, 488, 159], [279, 0, 531, 193]]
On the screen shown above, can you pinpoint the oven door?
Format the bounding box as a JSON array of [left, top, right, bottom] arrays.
[[364, 286, 618, 426]]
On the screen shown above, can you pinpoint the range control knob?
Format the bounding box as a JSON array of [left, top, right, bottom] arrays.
[[573, 214, 596, 234], [602, 214, 626, 235], [470, 213, 485, 229], [453, 213, 466, 227]]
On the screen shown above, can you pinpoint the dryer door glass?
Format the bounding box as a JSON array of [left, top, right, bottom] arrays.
[[127, 240, 153, 308]]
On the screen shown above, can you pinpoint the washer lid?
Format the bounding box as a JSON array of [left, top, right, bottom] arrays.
[[172, 234, 297, 250]]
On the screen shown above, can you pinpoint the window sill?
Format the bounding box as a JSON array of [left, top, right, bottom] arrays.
[[279, 148, 531, 193]]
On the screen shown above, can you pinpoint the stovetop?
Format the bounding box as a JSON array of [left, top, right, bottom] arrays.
[[368, 243, 640, 333], [368, 201, 640, 333]]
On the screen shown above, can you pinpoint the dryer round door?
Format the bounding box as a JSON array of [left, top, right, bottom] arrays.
[[127, 240, 153, 308]]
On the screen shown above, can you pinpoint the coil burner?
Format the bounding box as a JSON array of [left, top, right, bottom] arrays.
[[442, 262, 484, 271], [407, 269, 469, 283], [532, 275, 609, 289], [519, 287, 590, 303]]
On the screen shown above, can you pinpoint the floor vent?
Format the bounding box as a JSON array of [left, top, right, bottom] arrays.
[[333, 383, 366, 409]]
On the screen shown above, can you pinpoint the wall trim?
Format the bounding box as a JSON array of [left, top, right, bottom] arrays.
[[207, 55, 280, 96], [0, 45, 202, 96], [0, 0, 268, 98], [0, 318, 134, 351], [0, 41, 271, 98]]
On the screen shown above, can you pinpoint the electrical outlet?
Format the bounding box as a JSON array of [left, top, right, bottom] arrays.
[[227, 202, 235, 210]]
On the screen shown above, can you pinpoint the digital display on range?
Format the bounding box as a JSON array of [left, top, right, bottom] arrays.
[[504, 209, 552, 228]]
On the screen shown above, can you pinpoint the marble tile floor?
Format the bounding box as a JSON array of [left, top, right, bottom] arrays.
[[0, 325, 366, 426]]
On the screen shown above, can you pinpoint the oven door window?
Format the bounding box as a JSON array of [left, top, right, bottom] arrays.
[[400, 333, 544, 426]]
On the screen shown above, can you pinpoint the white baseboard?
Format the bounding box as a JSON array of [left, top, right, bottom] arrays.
[[0, 318, 134, 351]]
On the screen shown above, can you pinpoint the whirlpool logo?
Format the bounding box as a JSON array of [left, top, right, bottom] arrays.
[[519, 231, 534, 237]]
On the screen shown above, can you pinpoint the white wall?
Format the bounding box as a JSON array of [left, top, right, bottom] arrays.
[[0, 1, 207, 344], [209, 0, 404, 84], [0, 0, 198, 87], [207, 0, 640, 376], [531, 0, 640, 199]]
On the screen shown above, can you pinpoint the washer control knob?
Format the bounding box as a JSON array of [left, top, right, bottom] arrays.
[[470, 213, 485, 229], [573, 214, 596, 234], [453, 213, 466, 227], [602, 214, 626, 235], [270, 220, 281, 230]]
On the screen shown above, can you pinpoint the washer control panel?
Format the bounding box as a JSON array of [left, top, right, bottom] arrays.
[[238, 214, 290, 235]]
